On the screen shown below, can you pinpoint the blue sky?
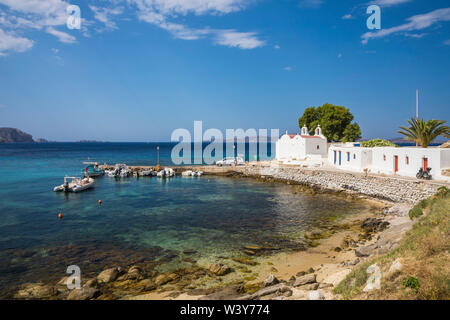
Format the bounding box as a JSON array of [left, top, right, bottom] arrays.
[[0, 0, 449, 142]]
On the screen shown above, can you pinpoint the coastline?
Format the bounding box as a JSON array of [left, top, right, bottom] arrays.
[[14, 162, 418, 300]]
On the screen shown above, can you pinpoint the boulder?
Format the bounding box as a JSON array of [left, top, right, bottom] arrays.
[[209, 264, 232, 276], [125, 266, 144, 281], [97, 267, 120, 283], [15, 283, 56, 299], [308, 290, 325, 300], [293, 274, 316, 287], [263, 274, 279, 287], [67, 287, 100, 300], [137, 279, 156, 292], [297, 283, 319, 290], [155, 274, 172, 286]]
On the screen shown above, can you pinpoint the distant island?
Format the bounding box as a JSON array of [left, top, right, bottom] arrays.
[[0, 127, 48, 143]]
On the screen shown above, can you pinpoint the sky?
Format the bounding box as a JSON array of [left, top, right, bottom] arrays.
[[0, 0, 449, 142]]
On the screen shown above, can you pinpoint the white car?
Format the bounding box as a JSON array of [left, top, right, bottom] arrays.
[[216, 157, 245, 166]]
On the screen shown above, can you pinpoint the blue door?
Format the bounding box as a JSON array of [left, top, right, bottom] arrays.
[[338, 151, 341, 165], [334, 151, 336, 164]]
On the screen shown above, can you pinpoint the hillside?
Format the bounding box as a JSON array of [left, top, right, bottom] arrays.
[[0, 128, 34, 143], [334, 187, 450, 300]]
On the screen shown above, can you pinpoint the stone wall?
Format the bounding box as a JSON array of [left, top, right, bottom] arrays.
[[241, 164, 447, 203]]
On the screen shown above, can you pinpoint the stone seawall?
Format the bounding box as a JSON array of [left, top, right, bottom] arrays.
[[241, 164, 447, 203]]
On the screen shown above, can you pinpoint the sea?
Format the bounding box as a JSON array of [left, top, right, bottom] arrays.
[[0, 142, 384, 297]]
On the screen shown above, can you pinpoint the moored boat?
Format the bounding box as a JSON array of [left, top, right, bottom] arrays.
[[83, 162, 104, 177], [53, 176, 95, 193]]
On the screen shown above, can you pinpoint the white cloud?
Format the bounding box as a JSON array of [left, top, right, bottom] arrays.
[[362, 8, 450, 44], [369, 0, 412, 7], [274, 44, 280, 49], [337, 53, 342, 58], [283, 66, 293, 71], [214, 30, 265, 49], [0, 28, 33, 55], [46, 26, 75, 43], [128, 0, 265, 49], [444, 39, 450, 45], [342, 14, 353, 20], [89, 5, 124, 30]]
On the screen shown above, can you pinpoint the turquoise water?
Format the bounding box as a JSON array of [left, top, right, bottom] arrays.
[[0, 143, 375, 297]]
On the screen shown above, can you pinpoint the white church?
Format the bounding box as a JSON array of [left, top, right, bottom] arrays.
[[275, 125, 328, 163]]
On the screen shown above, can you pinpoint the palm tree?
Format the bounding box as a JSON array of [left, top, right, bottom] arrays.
[[398, 118, 450, 148]]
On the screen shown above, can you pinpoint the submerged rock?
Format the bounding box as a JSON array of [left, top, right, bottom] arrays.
[[67, 287, 100, 300], [15, 283, 57, 299], [360, 218, 390, 233], [209, 264, 232, 276], [97, 267, 120, 283]]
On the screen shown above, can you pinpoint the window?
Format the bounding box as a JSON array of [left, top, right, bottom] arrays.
[[317, 145, 319, 150], [347, 152, 350, 161], [383, 154, 386, 161], [406, 156, 409, 165], [353, 154, 356, 160]]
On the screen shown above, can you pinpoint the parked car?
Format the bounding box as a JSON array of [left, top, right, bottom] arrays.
[[216, 157, 245, 166]]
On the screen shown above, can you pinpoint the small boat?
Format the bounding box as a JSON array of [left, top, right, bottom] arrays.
[[54, 176, 95, 193], [182, 170, 203, 177], [106, 164, 130, 178], [83, 162, 104, 177], [157, 168, 175, 178]]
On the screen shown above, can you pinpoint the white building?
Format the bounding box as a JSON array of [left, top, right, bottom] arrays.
[[328, 144, 450, 181], [276, 125, 328, 162]]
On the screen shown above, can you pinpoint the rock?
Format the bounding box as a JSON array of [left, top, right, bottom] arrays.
[[389, 259, 402, 273], [209, 264, 232, 276], [243, 246, 262, 251], [361, 218, 390, 233], [97, 267, 120, 283], [15, 283, 57, 299], [183, 249, 197, 255], [334, 247, 342, 252], [308, 290, 325, 300], [318, 283, 333, 289], [305, 230, 322, 240], [200, 285, 244, 300], [322, 269, 352, 287], [238, 284, 291, 300], [350, 258, 360, 266], [307, 267, 315, 273], [67, 287, 100, 300], [155, 274, 172, 286], [125, 266, 144, 281], [263, 274, 279, 287], [287, 276, 296, 286], [297, 283, 319, 290], [296, 271, 306, 277], [84, 279, 98, 288], [232, 257, 258, 266], [355, 244, 376, 257], [293, 274, 316, 287], [137, 279, 156, 292]]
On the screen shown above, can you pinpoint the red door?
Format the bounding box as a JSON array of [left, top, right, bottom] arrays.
[[394, 156, 398, 173], [423, 158, 428, 169]]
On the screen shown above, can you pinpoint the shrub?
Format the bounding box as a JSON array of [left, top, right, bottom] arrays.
[[409, 207, 423, 220], [435, 186, 449, 198], [417, 199, 429, 209], [403, 276, 420, 294], [360, 139, 397, 148]]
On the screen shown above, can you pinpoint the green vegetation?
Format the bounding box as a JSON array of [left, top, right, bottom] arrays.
[[403, 276, 420, 294], [398, 118, 449, 148], [298, 103, 361, 142], [360, 139, 397, 148], [334, 187, 450, 300], [408, 207, 423, 220]]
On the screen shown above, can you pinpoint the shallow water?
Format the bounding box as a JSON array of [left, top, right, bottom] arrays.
[[0, 143, 378, 297]]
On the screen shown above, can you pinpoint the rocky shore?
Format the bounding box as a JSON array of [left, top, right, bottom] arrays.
[[13, 200, 413, 300]]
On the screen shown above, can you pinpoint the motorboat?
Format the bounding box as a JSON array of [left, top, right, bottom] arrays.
[[157, 168, 175, 178], [54, 176, 95, 193], [106, 164, 131, 177], [83, 161, 104, 177]]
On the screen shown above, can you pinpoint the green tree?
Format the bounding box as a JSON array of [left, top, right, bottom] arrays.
[[342, 123, 362, 142], [298, 103, 361, 142], [398, 118, 449, 148]]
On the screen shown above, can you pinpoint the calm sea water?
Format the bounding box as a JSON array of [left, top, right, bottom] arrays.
[[0, 142, 378, 297]]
